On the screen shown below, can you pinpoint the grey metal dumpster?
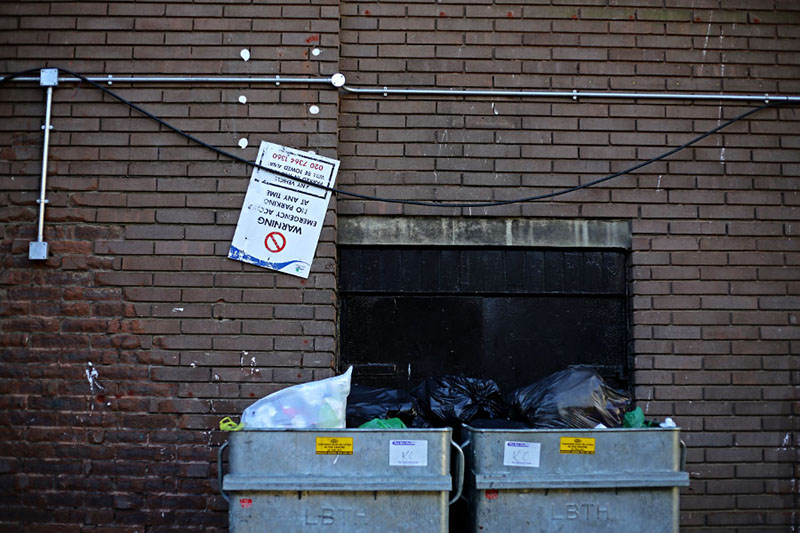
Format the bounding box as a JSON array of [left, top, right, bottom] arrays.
[[461, 426, 689, 533], [218, 428, 464, 533]]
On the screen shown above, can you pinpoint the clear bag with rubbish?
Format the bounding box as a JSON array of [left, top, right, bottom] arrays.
[[242, 367, 352, 429]]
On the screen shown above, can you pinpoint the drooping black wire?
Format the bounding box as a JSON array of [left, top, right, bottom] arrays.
[[0, 67, 50, 84], [2, 66, 785, 208]]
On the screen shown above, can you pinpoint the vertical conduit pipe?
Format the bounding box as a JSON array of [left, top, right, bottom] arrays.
[[30, 69, 58, 260]]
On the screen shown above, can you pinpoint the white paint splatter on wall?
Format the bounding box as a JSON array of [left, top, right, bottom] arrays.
[[85, 362, 105, 394]]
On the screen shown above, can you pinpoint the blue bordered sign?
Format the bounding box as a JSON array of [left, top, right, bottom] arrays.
[[229, 141, 339, 278]]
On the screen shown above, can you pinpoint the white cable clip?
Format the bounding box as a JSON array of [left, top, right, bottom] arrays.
[[275, 75, 280, 86], [383, 86, 388, 97], [572, 89, 578, 101], [107, 74, 113, 86], [764, 93, 769, 104]]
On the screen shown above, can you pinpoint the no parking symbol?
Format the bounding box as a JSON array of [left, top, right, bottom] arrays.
[[264, 231, 286, 253]]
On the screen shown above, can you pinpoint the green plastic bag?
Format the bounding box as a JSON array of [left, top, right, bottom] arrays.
[[623, 407, 660, 428], [359, 417, 407, 429], [623, 407, 645, 428]]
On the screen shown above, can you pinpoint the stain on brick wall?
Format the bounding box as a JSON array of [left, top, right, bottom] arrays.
[[1, 0, 799, 531]]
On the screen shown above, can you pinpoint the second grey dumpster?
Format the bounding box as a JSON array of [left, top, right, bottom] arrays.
[[219, 428, 463, 533], [461, 426, 689, 532]]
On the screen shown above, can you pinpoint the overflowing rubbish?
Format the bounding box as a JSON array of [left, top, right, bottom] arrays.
[[346, 384, 420, 428], [219, 417, 244, 431], [223, 364, 684, 433], [466, 418, 530, 430], [241, 367, 352, 429], [623, 406, 657, 428], [507, 367, 629, 429], [359, 417, 407, 429], [411, 375, 507, 426], [660, 417, 677, 428]]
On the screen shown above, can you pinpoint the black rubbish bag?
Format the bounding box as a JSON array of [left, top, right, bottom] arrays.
[[508, 367, 630, 429], [345, 385, 420, 428], [412, 376, 507, 426]]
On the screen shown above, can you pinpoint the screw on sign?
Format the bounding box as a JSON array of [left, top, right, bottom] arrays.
[[264, 231, 286, 253]]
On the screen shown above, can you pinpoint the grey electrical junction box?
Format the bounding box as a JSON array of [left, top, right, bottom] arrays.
[[39, 68, 59, 87], [29, 241, 48, 260]]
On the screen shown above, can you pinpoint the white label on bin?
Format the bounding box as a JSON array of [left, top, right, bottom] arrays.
[[503, 441, 541, 467], [389, 440, 428, 466]]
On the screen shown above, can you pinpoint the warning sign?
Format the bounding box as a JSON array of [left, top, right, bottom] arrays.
[[315, 437, 353, 455], [559, 437, 596, 455], [228, 141, 339, 278]]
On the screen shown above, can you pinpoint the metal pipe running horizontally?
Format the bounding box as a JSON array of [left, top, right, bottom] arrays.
[[10, 75, 339, 86], [8, 71, 800, 102], [341, 85, 800, 103]]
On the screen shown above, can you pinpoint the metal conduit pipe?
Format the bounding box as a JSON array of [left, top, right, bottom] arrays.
[[7, 70, 800, 102], [29, 68, 59, 260], [11, 74, 346, 87], [11, 66, 800, 259], [341, 85, 800, 103]]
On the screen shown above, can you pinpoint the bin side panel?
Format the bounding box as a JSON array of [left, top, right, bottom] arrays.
[[470, 487, 679, 533], [229, 491, 448, 533]]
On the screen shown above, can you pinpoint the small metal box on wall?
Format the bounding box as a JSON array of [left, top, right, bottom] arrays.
[[461, 426, 689, 532], [219, 429, 463, 533]]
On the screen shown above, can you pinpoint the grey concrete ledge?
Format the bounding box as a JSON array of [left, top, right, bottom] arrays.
[[338, 216, 631, 249]]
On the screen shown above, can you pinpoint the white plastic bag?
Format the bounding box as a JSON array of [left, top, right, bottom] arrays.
[[242, 367, 352, 429]]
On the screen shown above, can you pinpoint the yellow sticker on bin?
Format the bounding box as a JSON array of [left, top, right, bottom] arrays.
[[316, 437, 353, 455], [559, 437, 595, 455]]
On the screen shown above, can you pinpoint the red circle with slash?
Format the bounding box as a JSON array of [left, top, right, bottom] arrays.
[[264, 231, 286, 253]]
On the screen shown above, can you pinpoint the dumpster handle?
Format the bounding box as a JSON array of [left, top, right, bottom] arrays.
[[679, 439, 687, 471], [449, 440, 465, 505], [218, 441, 230, 504]]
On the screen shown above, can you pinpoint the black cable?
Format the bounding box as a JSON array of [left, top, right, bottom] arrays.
[[2, 66, 786, 208], [0, 67, 50, 84]]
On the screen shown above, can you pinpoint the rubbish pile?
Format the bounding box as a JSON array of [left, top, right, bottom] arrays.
[[222, 365, 676, 431]]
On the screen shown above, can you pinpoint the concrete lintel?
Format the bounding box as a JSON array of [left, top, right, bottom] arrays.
[[338, 216, 631, 249]]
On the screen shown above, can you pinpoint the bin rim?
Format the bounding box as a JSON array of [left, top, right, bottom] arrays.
[[462, 424, 681, 434], [234, 427, 454, 433]]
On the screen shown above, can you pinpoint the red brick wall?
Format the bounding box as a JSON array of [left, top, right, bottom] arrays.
[[338, 3, 799, 529], [1, 1, 799, 531], [1, 1, 339, 531]]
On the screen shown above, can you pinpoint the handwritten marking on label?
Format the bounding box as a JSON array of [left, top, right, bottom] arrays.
[[503, 441, 540, 467], [389, 440, 427, 466]]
